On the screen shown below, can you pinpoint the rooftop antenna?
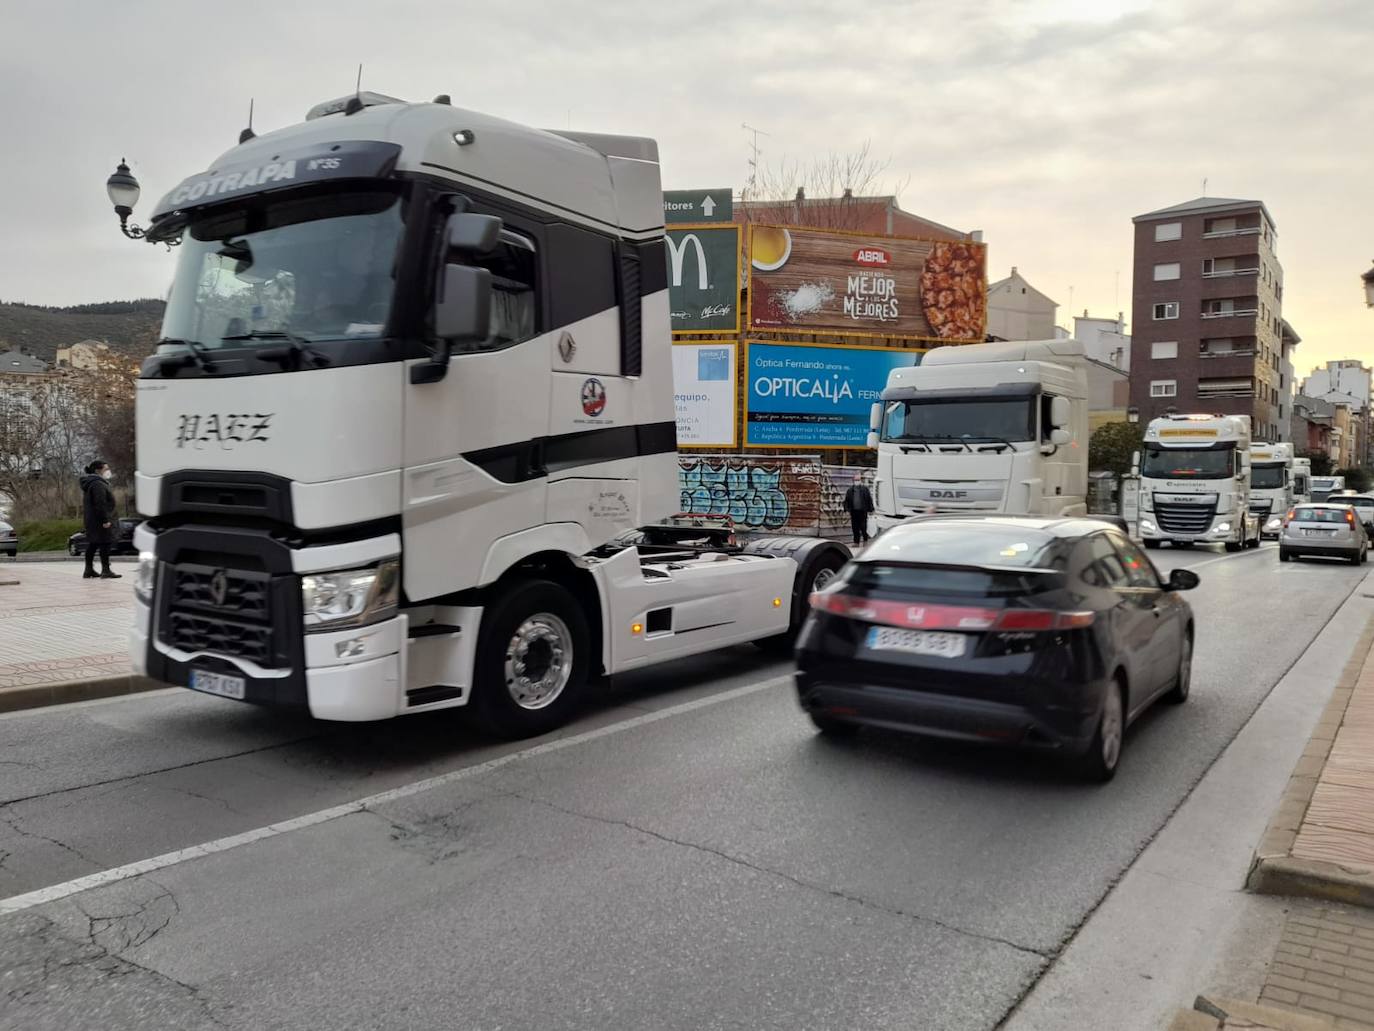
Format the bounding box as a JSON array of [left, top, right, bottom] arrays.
[[345, 65, 365, 115], [741, 122, 769, 199], [238, 98, 256, 144], [1202, 176, 1208, 197]]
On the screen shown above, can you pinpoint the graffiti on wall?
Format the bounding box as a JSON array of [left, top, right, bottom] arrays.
[[678, 456, 875, 535]]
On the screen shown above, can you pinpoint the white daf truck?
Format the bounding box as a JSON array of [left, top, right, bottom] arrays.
[[1138, 413, 1262, 551], [868, 338, 1088, 530], [1311, 475, 1345, 503], [111, 92, 849, 736], [1292, 456, 1312, 504], [1249, 441, 1294, 539]]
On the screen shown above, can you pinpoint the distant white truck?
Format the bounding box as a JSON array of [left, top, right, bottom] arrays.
[[868, 338, 1088, 530], [1138, 413, 1262, 551], [1249, 442, 1294, 539], [1311, 475, 1345, 503], [1292, 457, 1312, 505]]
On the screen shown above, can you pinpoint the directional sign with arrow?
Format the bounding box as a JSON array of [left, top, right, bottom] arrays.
[[663, 188, 733, 224]]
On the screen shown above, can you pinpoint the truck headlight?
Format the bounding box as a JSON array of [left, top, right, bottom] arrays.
[[1141, 518, 1157, 532], [135, 551, 157, 601], [1213, 522, 1232, 534], [301, 558, 400, 632], [1266, 516, 1283, 531]]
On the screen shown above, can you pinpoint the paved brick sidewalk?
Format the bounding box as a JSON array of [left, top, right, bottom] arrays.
[[1260, 901, 1374, 1028], [0, 563, 136, 696]]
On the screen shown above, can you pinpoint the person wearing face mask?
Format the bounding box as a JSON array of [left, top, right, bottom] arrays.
[[79, 461, 121, 580]]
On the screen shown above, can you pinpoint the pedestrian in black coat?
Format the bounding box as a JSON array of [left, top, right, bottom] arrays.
[[843, 473, 874, 546], [80, 461, 121, 579]]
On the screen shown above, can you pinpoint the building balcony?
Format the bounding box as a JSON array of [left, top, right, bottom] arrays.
[[1202, 227, 1261, 239], [1201, 308, 1259, 319]]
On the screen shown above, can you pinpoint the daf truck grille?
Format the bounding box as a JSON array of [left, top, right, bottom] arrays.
[[1155, 502, 1217, 535], [159, 564, 276, 666]]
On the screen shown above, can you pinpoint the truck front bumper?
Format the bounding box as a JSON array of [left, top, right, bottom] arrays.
[[1138, 514, 1241, 544]]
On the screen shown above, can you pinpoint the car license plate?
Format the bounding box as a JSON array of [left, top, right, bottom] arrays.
[[190, 669, 246, 700], [1304, 528, 1335, 537], [866, 626, 966, 658]]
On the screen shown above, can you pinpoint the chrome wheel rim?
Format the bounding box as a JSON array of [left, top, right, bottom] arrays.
[[812, 566, 838, 592], [504, 613, 573, 710], [1101, 686, 1123, 770]]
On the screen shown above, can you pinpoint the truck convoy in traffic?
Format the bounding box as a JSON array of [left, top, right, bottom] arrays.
[[115, 91, 850, 736], [1249, 442, 1294, 539], [1137, 413, 1262, 551], [1311, 476, 1345, 503], [868, 338, 1088, 530]]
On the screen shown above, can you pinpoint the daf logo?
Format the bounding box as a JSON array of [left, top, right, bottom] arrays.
[[929, 489, 969, 499], [209, 570, 229, 607]]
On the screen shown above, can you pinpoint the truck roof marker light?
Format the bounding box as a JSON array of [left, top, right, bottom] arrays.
[[772, 597, 782, 607], [453, 129, 476, 146], [433, 94, 452, 105], [631, 622, 643, 635]]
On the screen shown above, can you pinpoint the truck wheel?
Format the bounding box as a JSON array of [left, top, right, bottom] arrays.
[[754, 546, 848, 654], [1224, 540, 1242, 553], [1143, 539, 1160, 550], [470, 579, 590, 740]]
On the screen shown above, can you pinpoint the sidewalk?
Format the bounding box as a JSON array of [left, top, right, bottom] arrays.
[[0, 562, 151, 712]]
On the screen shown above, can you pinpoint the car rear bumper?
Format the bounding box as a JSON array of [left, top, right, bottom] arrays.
[[795, 673, 1100, 752]]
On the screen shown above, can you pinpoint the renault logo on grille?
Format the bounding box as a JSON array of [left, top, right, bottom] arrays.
[[209, 570, 229, 607]]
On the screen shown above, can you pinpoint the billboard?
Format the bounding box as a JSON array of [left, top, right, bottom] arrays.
[[747, 225, 986, 343], [666, 225, 741, 335], [672, 342, 737, 448], [744, 341, 924, 449]]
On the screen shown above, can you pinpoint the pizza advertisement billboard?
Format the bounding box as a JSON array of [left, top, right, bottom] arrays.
[[744, 341, 925, 449], [746, 225, 987, 343]]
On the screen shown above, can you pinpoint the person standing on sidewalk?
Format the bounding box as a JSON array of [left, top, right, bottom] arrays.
[[79, 461, 121, 580], [843, 473, 874, 547]]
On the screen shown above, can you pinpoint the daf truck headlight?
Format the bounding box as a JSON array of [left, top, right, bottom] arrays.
[[1140, 518, 1157, 532], [135, 551, 157, 601], [1266, 516, 1283, 531], [301, 558, 400, 631], [1213, 522, 1232, 534]]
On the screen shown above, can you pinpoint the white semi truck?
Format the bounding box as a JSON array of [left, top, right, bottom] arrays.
[[1311, 475, 1345, 503], [1138, 413, 1262, 551], [868, 338, 1088, 530], [111, 92, 850, 736], [1249, 441, 1294, 539], [1292, 456, 1312, 504]]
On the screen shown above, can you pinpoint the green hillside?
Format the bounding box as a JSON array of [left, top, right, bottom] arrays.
[[0, 300, 165, 363]]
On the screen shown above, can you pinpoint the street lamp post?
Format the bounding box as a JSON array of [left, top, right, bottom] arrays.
[[105, 160, 177, 245]]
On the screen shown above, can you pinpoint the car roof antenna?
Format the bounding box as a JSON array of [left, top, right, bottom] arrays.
[[238, 98, 256, 144], [345, 65, 365, 115]]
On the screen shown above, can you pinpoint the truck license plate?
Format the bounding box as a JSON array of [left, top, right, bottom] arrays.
[[190, 669, 246, 700], [866, 627, 966, 658]]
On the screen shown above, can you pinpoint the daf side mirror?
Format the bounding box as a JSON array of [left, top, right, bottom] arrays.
[[866, 430, 879, 450], [1050, 396, 1072, 429], [1131, 450, 1141, 477], [869, 402, 882, 432], [411, 265, 493, 385]]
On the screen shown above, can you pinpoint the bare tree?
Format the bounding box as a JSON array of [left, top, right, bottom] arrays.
[[739, 140, 912, 231]]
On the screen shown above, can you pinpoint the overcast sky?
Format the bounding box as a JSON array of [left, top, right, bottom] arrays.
[[3, 0, 1372, 378]]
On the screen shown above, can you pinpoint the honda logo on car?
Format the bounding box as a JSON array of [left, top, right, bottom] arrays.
[[853, 248, 890, 266]]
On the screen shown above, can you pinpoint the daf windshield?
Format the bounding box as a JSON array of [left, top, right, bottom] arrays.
[[881, 397, 1035, 445], [1141, 444, 1235, 479], [159, 187, 404, 358], [1251, 463, 1286, 489]]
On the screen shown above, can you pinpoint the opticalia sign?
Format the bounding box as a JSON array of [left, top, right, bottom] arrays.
[[744, 341, 924, 449]]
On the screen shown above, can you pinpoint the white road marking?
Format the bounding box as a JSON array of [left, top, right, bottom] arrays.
[[0, 674, 791, 916]]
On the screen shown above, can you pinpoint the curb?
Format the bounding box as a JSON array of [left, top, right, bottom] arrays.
[[0, 674, 164, 715], [1166, 993, 1338, 1029], [1248, 616, 1374, 906]]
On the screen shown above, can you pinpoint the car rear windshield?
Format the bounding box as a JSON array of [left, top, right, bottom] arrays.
[[1293, 508, 1351, 524], [843, 563, 1059, 598], [847, 524, 1063, 597]]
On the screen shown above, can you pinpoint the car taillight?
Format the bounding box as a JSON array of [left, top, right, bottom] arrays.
[[1347, 510, 1356, 525], [809, 592, 1093, 631], [1286, 509, 1295, 523]]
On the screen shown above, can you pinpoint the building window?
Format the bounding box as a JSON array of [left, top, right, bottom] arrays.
[[1150, 380, 1178, 398], [1152, 340, 1179, 359], [1155, 222, 1182, 242], [1153, 262, 1181, 281], [1153, 302, 1179, 320]]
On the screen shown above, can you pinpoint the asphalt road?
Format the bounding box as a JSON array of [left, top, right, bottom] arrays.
[[0, 542, 1366, 1030]]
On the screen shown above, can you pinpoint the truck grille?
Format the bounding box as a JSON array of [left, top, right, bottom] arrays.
[[1155, 502, 1217, 535], [159, 564, 277, 667]]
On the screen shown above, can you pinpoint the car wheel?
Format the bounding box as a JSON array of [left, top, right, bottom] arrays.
[[1362, 546, 1369, 566], [1279, 548, 1292, 563], [1143, 539, 1160, 550], [469, 579, 590, 740], [1073, 676, 1125, 783], [1224, 540, 1242, 553], [809, 712, 860, 738], [1351, 548, 1364, 567], [1166, 630, 1193, 704]]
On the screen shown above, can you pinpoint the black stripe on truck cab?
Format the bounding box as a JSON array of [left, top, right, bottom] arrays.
[[464, 420, 677, 484]]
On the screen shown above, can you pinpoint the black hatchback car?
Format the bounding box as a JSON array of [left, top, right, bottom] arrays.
[[68, 518, 141, 557], [795, 516, 1198, 781]]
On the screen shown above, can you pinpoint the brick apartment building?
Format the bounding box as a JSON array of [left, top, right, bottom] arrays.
[[1129, 197, 1289, 441]]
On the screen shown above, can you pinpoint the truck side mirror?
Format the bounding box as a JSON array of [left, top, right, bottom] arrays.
[[1049, 427, 1071, 446], [1050, 396, 1072, 428], [866, 431, 879, 450], [412, 264, 494, 385], [869, 402, 883, 433], [1131, 450, 1141, 477], [447, 212, 501, 253]]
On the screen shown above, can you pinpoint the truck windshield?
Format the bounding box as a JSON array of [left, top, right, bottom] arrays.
[[1251, 464, 1286, 489], [1141, 445, 1234, 479], [159, 187, 404, 358], [881, 397, 1035, 444]]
